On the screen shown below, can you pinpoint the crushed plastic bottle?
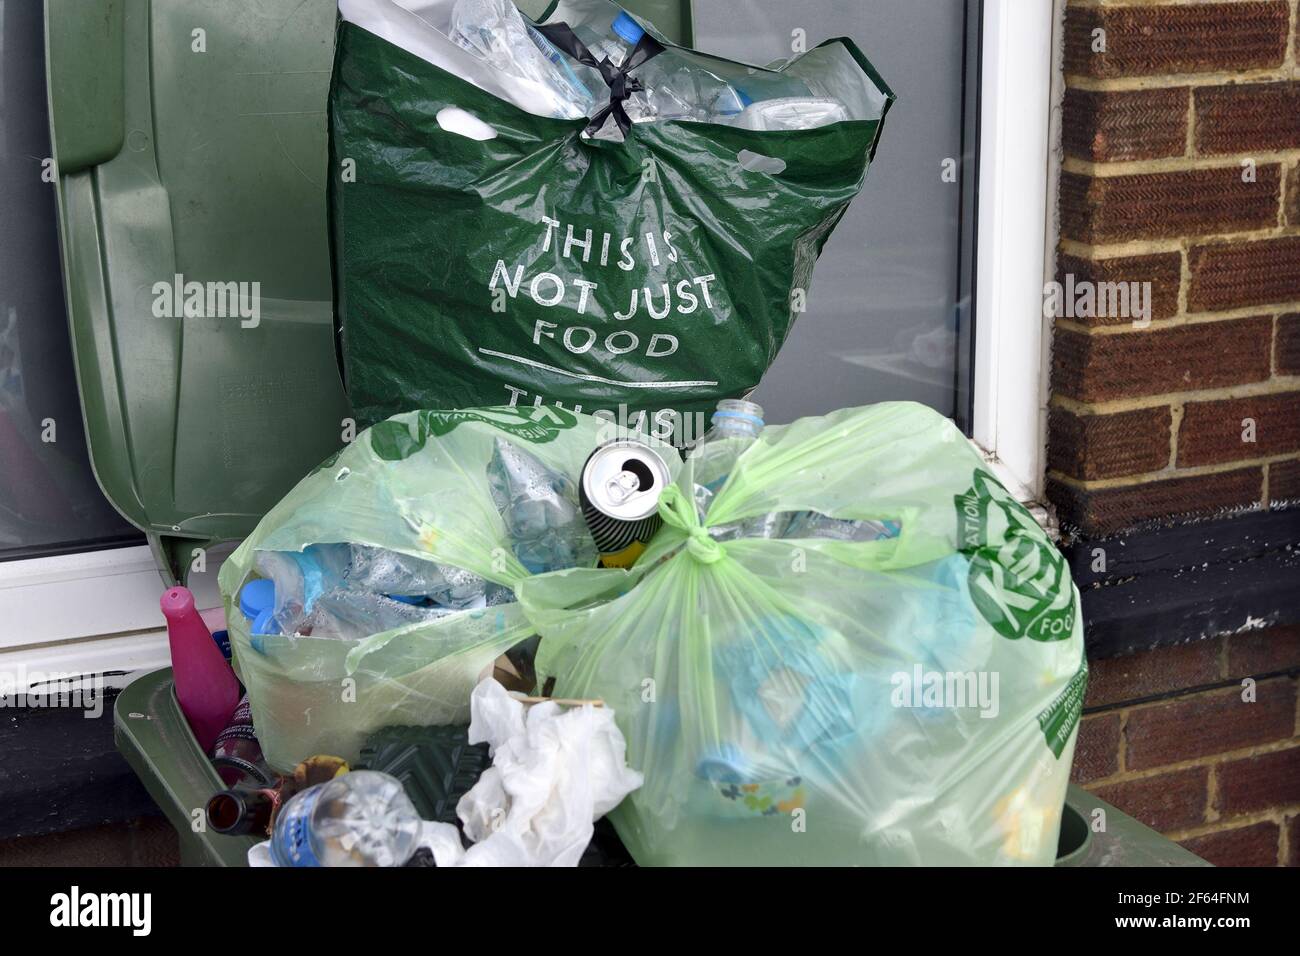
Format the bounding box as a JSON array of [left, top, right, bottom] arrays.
[[487, 437, 597, 573], [347, 544, 489, 610], [730, 97, 850, 131], [301, 588, 457, 641], [573, 11, 746, 126], [254, 544, 351, 634], [781, 512, 902, 542], [269, 770, 422, 867], [449, 0, 594, 118], [640, 56, 748, 123]]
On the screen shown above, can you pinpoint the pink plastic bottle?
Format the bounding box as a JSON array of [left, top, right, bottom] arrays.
[[160, 586, 241, 753]]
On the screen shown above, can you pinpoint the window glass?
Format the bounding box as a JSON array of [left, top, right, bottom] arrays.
[[0, 0, 141, 560], [694, 0, 979, 426]]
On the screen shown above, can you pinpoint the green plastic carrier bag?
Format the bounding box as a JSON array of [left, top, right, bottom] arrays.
[[329, 0, 893, 432], [519, 402, 1086, 866], [218, 406, 677, 769]]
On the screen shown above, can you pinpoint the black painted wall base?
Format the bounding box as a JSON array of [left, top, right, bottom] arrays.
[[0, 689, 162, 841], [1060, 508, 1300, 659]]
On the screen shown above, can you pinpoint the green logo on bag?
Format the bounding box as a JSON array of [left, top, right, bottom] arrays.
[[955, 469, 1076, 642], [1038, 659, 1088, 758], [370, 406, 579, 461]]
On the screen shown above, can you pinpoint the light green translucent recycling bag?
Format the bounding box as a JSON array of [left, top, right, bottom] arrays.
[[218, 406, 673, 769], [520, 402, 1086, 866]]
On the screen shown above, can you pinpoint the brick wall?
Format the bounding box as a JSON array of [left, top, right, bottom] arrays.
[[1072, 626, 1300, 865], [1049, 0, 1300, 538], [1052, 0, 1300, 864]]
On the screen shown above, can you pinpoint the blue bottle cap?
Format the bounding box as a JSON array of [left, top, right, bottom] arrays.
[[239, 578, 275, 620], [696, 743, 751, 783], [712, 409, 764, 428], [252, 606, 279, 637], [611, 11, 644, 45]]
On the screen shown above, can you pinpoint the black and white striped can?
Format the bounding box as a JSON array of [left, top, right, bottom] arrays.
[[579, 439, 673, 569]]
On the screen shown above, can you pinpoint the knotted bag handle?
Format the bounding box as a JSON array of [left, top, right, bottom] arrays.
[[534, 20, 665, 137]]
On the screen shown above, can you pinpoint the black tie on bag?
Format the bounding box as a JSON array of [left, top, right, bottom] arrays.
[[534, 21, 665, 137]]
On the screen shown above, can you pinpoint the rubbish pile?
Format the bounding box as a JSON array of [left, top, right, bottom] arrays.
[[164, 396, 1086, 867], [146, 1, 1085, 868]]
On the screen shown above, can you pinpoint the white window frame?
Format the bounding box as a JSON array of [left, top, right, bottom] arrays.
[[0, 0, 1060, 678], [0, 543, 232, 689]]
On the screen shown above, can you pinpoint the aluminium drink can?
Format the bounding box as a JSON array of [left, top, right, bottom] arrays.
[[579, 439, 673, 568]]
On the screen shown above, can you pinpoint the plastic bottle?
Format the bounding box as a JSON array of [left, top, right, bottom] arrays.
[[576, 11, 746, 125], [301, 588, 456, 642], [238, 578, 275, 622], [211, 694, 274, 787], [577, 10, 645, 68], [348, 544, 488, 609], [160, 586, 241, 753], [781, 512, 902, 542], [730, 97, 850, 131], [449, 0, 592, 118], [689, 399, 765, 520], [254, 544, 349, 635], [645, 59, 748, 123], [487, 437, 597, 573], [269, 770, 422, 867]]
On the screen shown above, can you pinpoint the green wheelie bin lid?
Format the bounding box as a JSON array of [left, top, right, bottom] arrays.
[[44, 0, 694, 585], [44, 0, 351, 584]]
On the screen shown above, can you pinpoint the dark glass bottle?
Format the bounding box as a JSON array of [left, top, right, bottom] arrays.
[[206, 788, 277, 836]]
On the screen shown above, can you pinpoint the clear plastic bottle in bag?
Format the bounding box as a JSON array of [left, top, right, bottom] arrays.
[[689, 399, 765, 521], [645, 61, 749, 123], [574, 10, 746, 125], [269, 771, 422, 867], [487, 437, 597, 573], [449, 0, 594, 118], [254, 544, 351, 635], [347, 544, 488, 609], [574, 9, 644, 69], [301, 588, 457, 641], [730, 97, 850, 131], [780, 511, 901, 542]]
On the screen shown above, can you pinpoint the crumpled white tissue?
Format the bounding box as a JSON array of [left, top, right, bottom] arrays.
[[429, 678, 643, 866]]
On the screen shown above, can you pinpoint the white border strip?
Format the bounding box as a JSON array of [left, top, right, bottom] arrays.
[[972, 0, 1059, 501], [0, 545, 227, 651]]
